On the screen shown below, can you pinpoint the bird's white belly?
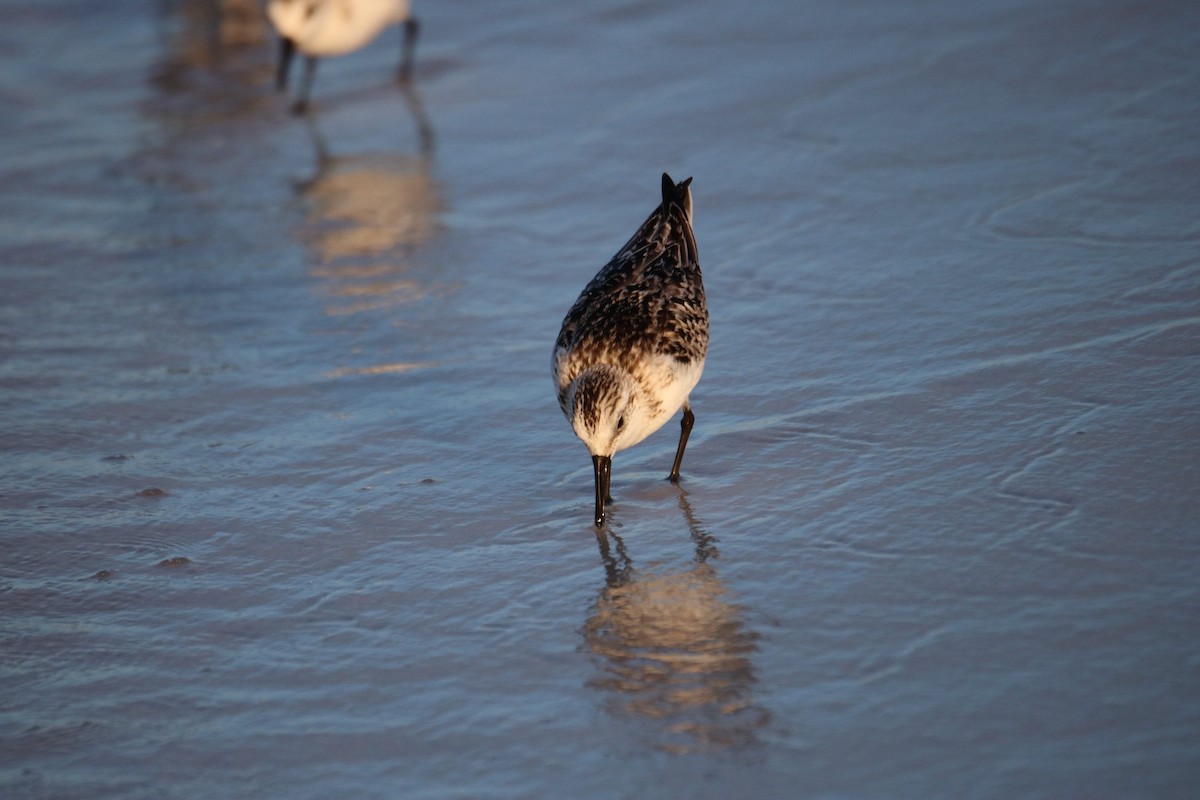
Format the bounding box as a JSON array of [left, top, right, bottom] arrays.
[[623, 355, 705, 450]]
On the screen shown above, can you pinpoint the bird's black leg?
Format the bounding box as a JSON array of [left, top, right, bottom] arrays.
[[276, 36, 296, 91], [292, 55, 319, 115], [398, 17, 419, 82], [668, 405, 695, 483]]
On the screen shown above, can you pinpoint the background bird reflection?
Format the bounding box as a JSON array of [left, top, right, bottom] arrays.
[[583, 492, 769, 753], [296, 87, 442, 317]]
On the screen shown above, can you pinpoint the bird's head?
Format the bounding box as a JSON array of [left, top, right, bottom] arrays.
[[568, 365, 646, 459]]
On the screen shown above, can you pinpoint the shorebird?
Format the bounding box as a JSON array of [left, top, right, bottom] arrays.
[[268, 0, 419, 114], [553, 173, 709, 527]]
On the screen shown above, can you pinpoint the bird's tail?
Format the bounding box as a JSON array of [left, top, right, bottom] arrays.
[[661, 172, 693, 220]]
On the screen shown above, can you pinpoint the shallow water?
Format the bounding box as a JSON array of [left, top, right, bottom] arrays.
[[3, 0, 1199, 797]]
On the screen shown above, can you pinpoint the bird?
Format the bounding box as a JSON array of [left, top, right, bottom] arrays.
[[268, 0, 419, 114], [553, 173, 709, 527]]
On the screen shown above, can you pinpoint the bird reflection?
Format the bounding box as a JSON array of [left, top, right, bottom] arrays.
[[156, 0, 269, 56], [151, 0, 273, 118], [583, 491, 768, 753], [296, 85, 443, 317]]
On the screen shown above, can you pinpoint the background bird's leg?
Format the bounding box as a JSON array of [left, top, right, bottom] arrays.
[[292, 55, 319, 115], [398, 17, 419, 82], [668, 405, 695, 483], [276, 37, 296, 91]]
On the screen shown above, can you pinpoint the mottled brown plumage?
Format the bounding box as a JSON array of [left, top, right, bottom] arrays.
[[553, 173, 709, 526]]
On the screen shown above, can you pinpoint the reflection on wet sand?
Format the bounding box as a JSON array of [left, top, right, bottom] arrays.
[[297, 87, 443, 318], [151, 0, 273, 117], [583, 492, 768, 753], [157, 0, 268, 58]]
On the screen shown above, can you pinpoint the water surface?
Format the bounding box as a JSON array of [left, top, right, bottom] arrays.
[[3, 0, 1199, 797]]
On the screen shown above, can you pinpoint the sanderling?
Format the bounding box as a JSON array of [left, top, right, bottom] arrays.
[[553, 173, 709, 527], [268, 0, 419, 114]]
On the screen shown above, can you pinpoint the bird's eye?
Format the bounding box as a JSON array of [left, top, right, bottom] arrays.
[[616, 416, 625, 430]]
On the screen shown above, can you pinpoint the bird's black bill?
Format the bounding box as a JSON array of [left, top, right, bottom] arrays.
[[593, 454, 612, 527], [276, 37, 296, 91], [668, 406, 695, 483]]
